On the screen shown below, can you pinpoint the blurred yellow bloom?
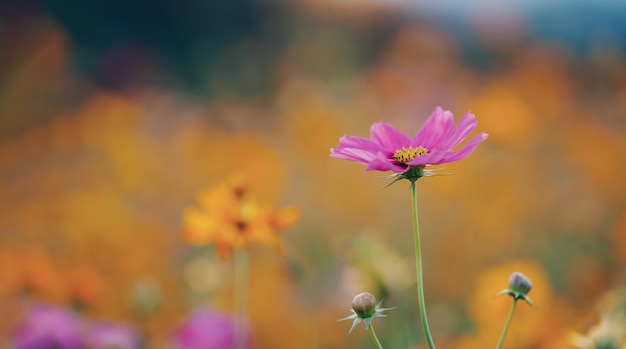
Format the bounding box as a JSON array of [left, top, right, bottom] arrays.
[[339, 236, 414, 298], [182, 175, 299, 260], [569, 313, 626, 349], [569, 288, 626, 349]]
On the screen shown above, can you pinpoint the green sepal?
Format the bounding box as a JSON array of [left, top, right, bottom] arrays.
[[496, 289, 534, 306]]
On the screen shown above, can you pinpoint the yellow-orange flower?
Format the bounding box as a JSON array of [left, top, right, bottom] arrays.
[[182, 175, 299, 260], [568, 313, 626, 349]]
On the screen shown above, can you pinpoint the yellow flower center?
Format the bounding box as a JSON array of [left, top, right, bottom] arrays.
[[392, 146, 428, 164]]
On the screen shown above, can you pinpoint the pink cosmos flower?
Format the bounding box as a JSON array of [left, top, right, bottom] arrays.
[[11, 303, 85, 349], [171, 308, 250, 349], [330, 107, 488, 177], [86, 321, 141, 349]]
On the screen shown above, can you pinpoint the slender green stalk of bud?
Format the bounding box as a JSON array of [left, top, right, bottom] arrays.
[[339, 292, 395, 349], [496, 298, 518, 349], [368, 323, 384, 349], [495, 272, 534, 349]]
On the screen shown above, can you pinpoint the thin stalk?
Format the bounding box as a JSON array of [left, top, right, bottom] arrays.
[[411, 181, 436, 349], [496, 299, 518, 349], [368, 323, 384, 349], [233, 249, 249, 349]]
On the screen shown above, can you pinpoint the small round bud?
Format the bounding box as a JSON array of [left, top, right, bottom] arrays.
[[351, 292, 377, 319], [339, 292, 395, 333], [497, 271, 534, 305], [509, 272, 532, 296]]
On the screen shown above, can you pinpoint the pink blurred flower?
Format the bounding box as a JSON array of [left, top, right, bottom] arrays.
[[86, 322, 141, 349], [330, 107, 488, 176], [11, 303, 85, 349], [171, 308, 249, 349]]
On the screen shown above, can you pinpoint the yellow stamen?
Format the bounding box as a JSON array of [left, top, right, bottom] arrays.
[[392, 146, 428, 163]]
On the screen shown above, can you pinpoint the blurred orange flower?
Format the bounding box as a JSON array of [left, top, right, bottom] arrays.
[[182, 175, 299, 260]]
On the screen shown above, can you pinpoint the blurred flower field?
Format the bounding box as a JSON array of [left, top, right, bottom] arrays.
[[1, 1, 626, 348]]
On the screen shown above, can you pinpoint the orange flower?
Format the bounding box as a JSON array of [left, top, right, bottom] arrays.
[[182, 175, 299, 260]]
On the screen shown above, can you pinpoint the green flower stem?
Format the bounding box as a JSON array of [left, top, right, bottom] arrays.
[[234, 249, 249, 349], [368, 323, 384, 349], [496, 299, 518, 349], [410, 181, 436, 349]]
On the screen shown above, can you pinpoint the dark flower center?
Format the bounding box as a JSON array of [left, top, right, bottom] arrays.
[[392, 146, 428, 163], [235, 220, 248, 233]]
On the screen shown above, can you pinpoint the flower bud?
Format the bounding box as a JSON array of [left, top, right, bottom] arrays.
[[339, 292, 395, 333], [351, 292, 377, 319], [496, 271, 533, 305], [509, 272, 532, 296]]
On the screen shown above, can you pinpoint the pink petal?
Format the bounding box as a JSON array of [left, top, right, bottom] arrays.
[[437, 111, 478, 150], [412, 107, 455, 149], [440, 132, 488, 163], [365, 152, 408, 173], [407, 149, 447, 166], [331, 147, 377, 163], [332, 135, 382, 153], [331, 135, 383, 163], [370, 121, 410, 151]]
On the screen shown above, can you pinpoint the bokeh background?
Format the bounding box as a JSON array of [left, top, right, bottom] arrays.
[[1, 0, 626, 348]]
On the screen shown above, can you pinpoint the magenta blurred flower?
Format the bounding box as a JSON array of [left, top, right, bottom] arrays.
[[11, 303, 85, 349], [86, 322, 141, 349], [171, 308, 249, 349], [330, 107, 488, 179]]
